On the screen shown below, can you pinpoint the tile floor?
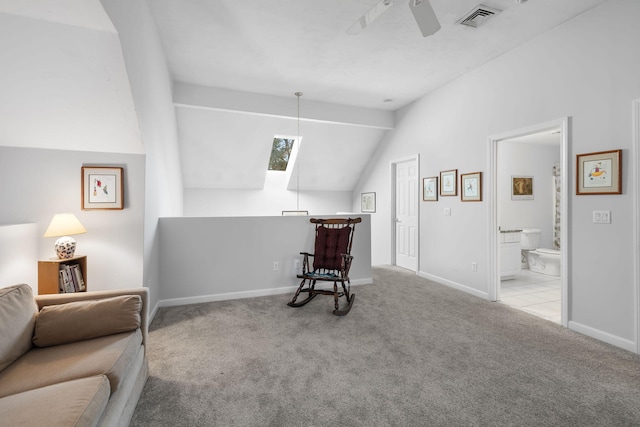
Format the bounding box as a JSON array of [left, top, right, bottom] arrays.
[[500, 269, 561, 324]]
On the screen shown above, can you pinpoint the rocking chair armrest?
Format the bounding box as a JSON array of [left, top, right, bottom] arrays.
[[299, 252, 314, 274]]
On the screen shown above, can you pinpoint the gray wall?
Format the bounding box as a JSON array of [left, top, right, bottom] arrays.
[[0, 147, 145, 291], [158, 215, 371, 309]]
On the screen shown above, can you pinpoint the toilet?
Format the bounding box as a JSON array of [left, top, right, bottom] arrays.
[[520, 228, 561, 277]]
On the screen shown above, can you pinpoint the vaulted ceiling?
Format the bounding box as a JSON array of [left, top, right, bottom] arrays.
[[146, 0, 607, 191]]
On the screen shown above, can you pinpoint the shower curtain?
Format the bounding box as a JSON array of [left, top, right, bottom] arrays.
[[553, 164, 561, 250]]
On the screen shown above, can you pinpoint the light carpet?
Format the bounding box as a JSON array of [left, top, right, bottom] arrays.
[[131, 266, 640, 426]]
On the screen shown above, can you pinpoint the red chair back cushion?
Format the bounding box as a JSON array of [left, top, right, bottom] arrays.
[[313, 226, 351, 271]]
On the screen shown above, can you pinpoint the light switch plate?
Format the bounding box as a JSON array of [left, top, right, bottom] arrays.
[[593, 210, 611, 224]]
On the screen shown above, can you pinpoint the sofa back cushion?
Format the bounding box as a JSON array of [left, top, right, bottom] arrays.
[[33, 295, 142, 347], [0, 284, 37, 371]]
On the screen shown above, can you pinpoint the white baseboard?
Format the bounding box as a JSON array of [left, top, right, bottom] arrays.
[[157, 278, 373, 309], [418, 271, 489, 300], [149, 302, 159, 324], [568, 321, 637, 353]]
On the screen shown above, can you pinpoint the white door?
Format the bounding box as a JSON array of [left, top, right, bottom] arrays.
[[395, 159, 418, 271]]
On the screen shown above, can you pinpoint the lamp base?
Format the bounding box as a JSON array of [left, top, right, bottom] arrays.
[[55, 236, 77, 259]]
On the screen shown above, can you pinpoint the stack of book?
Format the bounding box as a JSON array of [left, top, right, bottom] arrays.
[[58, 263, 86, 293]]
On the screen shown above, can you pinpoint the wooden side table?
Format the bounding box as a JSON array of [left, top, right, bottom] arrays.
[[38, 255, 87, 294]]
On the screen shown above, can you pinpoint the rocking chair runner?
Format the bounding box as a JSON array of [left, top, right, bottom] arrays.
[[287, 217, 362, 316]]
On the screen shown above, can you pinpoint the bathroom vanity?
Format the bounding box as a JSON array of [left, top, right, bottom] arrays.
[[500, 229, 522, 280]]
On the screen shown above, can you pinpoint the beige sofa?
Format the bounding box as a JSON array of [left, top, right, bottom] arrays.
[[0, 284, 149, 427]]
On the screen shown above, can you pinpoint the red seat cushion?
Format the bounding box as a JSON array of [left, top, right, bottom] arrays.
[[313, 226, 351, 271]]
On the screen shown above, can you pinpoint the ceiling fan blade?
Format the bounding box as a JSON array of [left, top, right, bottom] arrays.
[[409, 0, 441, 37], [346, 0, 395, 35]]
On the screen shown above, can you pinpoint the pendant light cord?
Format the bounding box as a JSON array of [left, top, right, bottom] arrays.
[[295, 92, 302, 212]]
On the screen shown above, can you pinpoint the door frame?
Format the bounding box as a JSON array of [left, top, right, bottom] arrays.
[[390, 154, 420, 272], [487, 117, 570, 327], [633, 99, 640, 354]]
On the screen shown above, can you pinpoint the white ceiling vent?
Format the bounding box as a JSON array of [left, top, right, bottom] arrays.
[[456, 4, 502, 27]]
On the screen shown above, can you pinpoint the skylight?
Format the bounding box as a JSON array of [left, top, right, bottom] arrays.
[[268, 137, 296, 171]]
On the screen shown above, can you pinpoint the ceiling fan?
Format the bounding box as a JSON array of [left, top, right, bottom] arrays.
[[346, 0, 441, 37]]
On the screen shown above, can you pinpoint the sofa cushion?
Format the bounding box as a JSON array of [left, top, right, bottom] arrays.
[[0, 329, 142, 398], [0, 284, 37, 371], [0, 375, 110, 427], [33, 295, 142, 347]]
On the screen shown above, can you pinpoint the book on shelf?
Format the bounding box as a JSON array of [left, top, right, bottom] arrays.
[[57, 263, 85, 293], [71, 264, 86, 291], [58, 267, 73, 293], [58, 270, 66, 293]]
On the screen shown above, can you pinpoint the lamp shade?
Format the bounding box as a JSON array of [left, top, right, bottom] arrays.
[[44, 214, 86, 259], [44, 214, 87, 237]]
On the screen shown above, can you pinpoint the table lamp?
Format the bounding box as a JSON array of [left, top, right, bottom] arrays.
[[43, 213, 87, 259]]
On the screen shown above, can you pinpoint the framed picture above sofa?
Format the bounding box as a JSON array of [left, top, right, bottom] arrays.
[[81, 166, 124, 210]]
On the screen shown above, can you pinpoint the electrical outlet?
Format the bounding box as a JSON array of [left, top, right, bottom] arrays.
[[471, 262, 477, 272], [273, 261, 279, 271], [294, 259, 300, 271]]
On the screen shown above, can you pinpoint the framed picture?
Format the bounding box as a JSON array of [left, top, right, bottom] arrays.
[[361, 192, 376, 213], [440, 169, 457, 196], [512, 176, 533, 200], [461, 172, 482, 202], [282, 210, 308, 216], [81, 167, 124, 210], [576, 149, 622, 195], [423, 177, 438, 201]]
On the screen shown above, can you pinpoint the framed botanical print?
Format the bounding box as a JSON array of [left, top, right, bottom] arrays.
[[439, 169, 457, 196], [576, 149, 622, 195], [461, 172, 482, 202], [81, 166, 124, 210], [423, 177, 438, 201], [361, 192, 376, 213]]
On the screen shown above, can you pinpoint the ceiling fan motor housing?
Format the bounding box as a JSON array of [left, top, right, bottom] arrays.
[[409, 0, 441, 37]]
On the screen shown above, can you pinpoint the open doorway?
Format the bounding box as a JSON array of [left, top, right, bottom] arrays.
[[488, 119, 569, 327]]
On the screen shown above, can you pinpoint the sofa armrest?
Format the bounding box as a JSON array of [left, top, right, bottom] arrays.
[[35, 288, 149, 351]]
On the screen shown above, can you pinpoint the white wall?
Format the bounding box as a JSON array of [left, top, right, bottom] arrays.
[[186, 166, 354, 217], [158, 215, 371, 308], [498, 142, 560, 250], [355, 0, 640, 348], [0, 147, 145, 292], [0, 3, 143, 154], [185, 188, 353, 217], [100, 0, 184, 318], [0, 224, 38, 291]]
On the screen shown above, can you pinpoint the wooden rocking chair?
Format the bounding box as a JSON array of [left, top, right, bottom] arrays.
[[287, 217, 361, 316]]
